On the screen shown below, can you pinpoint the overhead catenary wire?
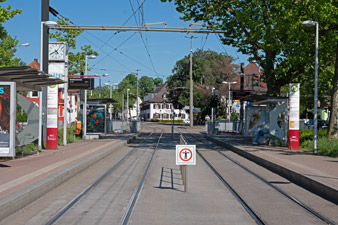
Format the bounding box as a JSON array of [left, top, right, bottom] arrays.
[[49, 4, 158, 75], [129, 0, 159, 77]]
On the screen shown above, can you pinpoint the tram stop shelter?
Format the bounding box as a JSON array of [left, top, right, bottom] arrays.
[[242, 94, 288, 146], [0, 66, 65, 157]]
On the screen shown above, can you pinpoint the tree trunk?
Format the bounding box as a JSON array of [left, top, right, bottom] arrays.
[[264, 50, 277, 96], [327, 40, 338, 139]]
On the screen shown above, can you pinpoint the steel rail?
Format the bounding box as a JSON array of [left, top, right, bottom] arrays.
[[180, 129, 335, 225], [121, 132, 164, 225], [178, 130, 265, 225], [45, 131, 157, 225], [48, 25, 226, 34]]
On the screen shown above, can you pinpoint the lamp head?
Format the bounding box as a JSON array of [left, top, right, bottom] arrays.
[[87, 55, 96, 59], [102, 73, 109, 77], [19, 43, 30, 47], [302, 20, 317, 26], [44, 21, 57, 26]]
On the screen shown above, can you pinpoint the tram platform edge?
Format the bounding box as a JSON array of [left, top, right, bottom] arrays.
[[205, 134, 338, 205], [0, 133, 139, 221]]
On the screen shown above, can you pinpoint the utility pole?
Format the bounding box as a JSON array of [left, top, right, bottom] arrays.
[[136, 69, 140, 120], [122, 94, 124, 120], [185, 36, 197, 127], [40, 0, 49, 150]]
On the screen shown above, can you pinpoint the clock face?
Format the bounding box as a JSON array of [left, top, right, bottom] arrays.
[[49, 43, 66, 61]]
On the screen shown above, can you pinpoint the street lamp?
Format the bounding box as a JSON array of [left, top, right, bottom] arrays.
[[105, 82, 118, 120], [16, 43, 30, 47], [82, 54, 96, 140], [302, 20, 319, 154], [223, 81, 237, 120], [39, 21, 57, 152], [126, 88, 130, 121], [211, 87, 215, 122], [99, 73, 108, 98], [250, 60, 261, 95]]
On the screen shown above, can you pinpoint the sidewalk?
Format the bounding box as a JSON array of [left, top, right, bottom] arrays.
[[206, 133, 338, 205], [0, 134, 137, 220]]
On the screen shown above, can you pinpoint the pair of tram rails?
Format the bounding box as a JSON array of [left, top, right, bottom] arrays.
[[44, 127, 334, 225]]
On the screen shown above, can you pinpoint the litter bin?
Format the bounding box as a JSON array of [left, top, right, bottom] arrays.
[[76, 121, 82, 135]]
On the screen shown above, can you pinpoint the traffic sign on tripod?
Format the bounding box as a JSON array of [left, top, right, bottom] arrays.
[[176, 145, 196, 165]]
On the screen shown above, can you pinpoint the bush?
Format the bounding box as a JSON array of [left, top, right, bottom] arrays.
[[16, 112, 27, 122], [58, 128, 76, 145], [150, 119, 183, 123], [300, 129, 338, 157]]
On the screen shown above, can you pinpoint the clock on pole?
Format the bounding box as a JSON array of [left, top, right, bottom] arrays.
[[49, 42, 67, 61]]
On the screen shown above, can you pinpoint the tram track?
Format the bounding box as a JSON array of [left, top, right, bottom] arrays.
[[177, 128, 335, 225], [45, 128, 164, 225]]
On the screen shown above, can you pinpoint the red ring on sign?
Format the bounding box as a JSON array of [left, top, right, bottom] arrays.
[[179, 148, 193, 161]]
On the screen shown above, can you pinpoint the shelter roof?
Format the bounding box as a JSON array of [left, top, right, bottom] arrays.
[[0, 66, 65, 91], [242, 94, 287, 104]]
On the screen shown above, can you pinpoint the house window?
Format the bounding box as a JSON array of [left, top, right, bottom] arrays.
[[32, 91, 38, 97], [182, 114, 185, 119], [153, 104, 156, 109], [163, 113, 168, 119]]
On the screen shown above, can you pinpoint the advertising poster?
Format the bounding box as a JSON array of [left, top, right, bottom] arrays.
[[0, 85, 10, 148], [245, 106, 266, 134], [87, 104, 106, 134], [0, 82, 16, 157], [289, 83, 300, 150]]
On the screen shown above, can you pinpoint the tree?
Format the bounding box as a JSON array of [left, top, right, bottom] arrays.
[[0, 1, 22, 67], [0, 34, 22, 67], [162, 0, 338, 138], [0, 1, 21, 39], [167, 49, 236, 118]]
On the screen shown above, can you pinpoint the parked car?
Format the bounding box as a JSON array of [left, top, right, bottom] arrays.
[[304, 119, 328, 129], [183, 118, 190, 125]]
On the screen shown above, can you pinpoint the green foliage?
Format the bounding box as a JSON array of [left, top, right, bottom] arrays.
[[0, 1, 21, 39], [300, 129, 338, 157], [150, 118, 183, 123], [0, 2, 22, 67], [15, 141, 38, 155], [16, 111, 27, 122], [90, 73, 163, 113], [167, 49, 235, 119], [230, 112, 239, 121], [58, 128, 76, 146]]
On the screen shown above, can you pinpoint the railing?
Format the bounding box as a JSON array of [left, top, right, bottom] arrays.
[[206, 120, 243, 134]]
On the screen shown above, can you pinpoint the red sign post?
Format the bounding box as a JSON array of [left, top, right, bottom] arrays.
[[288, 83, 300, 150], [46, 85, 58, 149]]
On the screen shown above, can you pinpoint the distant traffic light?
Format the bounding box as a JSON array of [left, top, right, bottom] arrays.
[[211, 95, 218, 107]]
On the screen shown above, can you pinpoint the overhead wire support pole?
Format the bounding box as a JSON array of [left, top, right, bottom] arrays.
[[48, 25, 226, 34], [185, 35, 197, 127]]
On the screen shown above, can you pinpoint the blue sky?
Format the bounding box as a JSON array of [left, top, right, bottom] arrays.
[[4, 0, 249, 86]]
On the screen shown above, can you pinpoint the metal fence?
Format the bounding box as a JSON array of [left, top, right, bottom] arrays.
[[206, 120, 243, 134]]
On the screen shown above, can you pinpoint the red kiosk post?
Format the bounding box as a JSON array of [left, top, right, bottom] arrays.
[[288, 83, 300, 150]]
